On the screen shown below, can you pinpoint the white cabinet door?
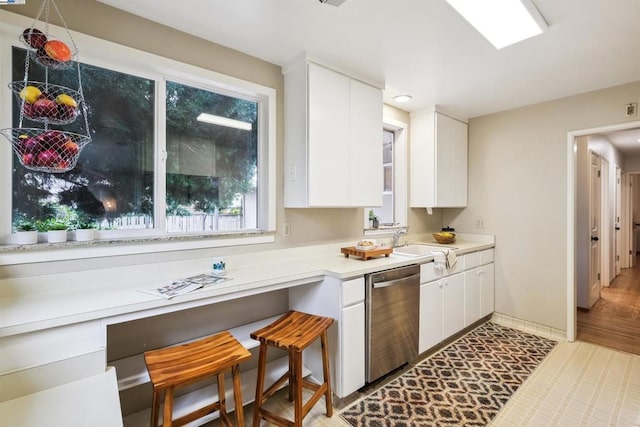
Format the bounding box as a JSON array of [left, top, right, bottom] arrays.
[[434, 112, 468, 207], [285, 61, 383, 208], [307, 63, 351, 206], [442, 273, 465, 340], [464, 268, 481, 327], [479, 263, 495, 318], [349, 79, 383, 207], [464, 263, 495, 327], [410, 111, 468, 208], [419, 281, 443, 353], [340, 303, 365, 396]]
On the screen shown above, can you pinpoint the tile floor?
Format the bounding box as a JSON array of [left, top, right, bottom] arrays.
[[231, 340, 640, 426]]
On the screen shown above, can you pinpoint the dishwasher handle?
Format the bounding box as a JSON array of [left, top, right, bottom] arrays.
[[372, 272, 420, 289]]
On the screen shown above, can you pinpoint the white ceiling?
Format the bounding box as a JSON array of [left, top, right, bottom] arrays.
[[98, 0, 640, 149]]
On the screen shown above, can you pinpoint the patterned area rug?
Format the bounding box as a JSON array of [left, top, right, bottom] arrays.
[[341, 322, 557, 426]]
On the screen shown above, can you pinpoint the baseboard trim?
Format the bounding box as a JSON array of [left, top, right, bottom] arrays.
[[491, 312, 567, 342]]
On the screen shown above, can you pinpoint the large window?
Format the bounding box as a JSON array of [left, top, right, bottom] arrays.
[[11, 47, 156, 232], [165, 81, 258, 232], [1, 15, 275, 246]]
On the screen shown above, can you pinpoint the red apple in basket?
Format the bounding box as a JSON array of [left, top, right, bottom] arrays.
[[22, 28, 47, 49], [33, 97, 57, 118], [20, 135, 42, 154], [36, 149, 62, 167], [57, 104, 78, 122], [22, 102, 36, 118], [42, 130, 66, 150], [22, 153, 36, 166]]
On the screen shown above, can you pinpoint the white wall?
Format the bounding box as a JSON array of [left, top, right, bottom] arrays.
[[443, 80, 640, 331]]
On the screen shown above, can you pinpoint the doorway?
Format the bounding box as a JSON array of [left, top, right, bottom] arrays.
[[567, 120, 640, 342]]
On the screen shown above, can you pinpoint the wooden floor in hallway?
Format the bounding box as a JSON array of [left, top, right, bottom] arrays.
[[577, 258, 640, 356]]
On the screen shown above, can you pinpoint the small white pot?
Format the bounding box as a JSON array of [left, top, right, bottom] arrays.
[[75, 228, 94, 242], [15, 230, 38, 245], [47, 229, 68, 243]]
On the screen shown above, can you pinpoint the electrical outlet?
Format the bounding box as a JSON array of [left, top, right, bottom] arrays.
[[282, 222, 291, 237], [626, 102, 637, 117], [474, 217, 485, 229]]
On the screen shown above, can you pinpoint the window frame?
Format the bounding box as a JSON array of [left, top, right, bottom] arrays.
[[0, 10, 276, 251], [363, 117, 408, 236]]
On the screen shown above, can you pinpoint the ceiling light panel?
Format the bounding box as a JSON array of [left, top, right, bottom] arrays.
[[197, 113, 252, 131], [446, 0, 547, 49]]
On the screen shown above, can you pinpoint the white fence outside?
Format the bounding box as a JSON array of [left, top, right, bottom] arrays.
[[99, 213, 243, 232]]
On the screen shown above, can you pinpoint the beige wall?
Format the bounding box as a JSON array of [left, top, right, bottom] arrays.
[[443, 80, 640, 331]]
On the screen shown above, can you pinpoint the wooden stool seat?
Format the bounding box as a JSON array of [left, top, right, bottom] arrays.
[[251, 310, 334, 427], [144, 331, 251, 427]]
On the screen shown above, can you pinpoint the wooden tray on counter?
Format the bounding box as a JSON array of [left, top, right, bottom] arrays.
[[341, 246, 393, 261]]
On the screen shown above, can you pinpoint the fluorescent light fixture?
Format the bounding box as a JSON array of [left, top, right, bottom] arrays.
[[446, 0, 547, 49], [196, 113, 252, 131], [393, 95, 413, 103]]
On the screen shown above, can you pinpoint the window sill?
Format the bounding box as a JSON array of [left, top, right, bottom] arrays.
[[363, 226, 407, 237], [0, 232, 275, 266]]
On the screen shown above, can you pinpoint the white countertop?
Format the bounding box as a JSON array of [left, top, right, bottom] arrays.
[[0, 234, 493, 337]]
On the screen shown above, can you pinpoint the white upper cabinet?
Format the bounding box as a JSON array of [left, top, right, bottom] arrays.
[[284, 61, 383, 207], [410, 111, 468, 208]]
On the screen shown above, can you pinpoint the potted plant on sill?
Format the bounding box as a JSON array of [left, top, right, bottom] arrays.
[[14, 219, 38, 245], [368, 210, 376, 229], [74, 219, 98, 242], [41, 219, 70, 243], [368, 210, 379, 229]]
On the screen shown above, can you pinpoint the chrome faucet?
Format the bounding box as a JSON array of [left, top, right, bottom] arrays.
[[391, 229, 407, 248]]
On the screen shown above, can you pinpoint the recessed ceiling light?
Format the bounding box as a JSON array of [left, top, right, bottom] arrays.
[[446, 0, 548, 49], [197, 113, 252, 130], [393, 95, 413, 103]]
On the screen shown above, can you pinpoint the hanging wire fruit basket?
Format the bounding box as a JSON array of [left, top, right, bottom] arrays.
[[0, 0, 91, 174], [18, 2, 78, 70], [0, 128, 91, 173], [9, 81, 82, 125]]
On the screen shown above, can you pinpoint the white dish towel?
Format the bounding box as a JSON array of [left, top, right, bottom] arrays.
[[433, 251, 446, 271], [433, 249, 457, 271], [446, 249, 458, 269]]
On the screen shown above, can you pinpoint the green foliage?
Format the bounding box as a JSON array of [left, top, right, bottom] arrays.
[[15, 219, 37, 232]]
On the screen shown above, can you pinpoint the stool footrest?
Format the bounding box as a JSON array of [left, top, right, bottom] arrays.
[[172, 401, 221, 427], [261, 371, 290, 402]]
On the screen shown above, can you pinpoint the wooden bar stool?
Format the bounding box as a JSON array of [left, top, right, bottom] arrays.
[[144, 331, 251, 427], [250, 310, 335, 427]]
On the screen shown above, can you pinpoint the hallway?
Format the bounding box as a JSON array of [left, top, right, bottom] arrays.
[[577, 258, 640, 356]]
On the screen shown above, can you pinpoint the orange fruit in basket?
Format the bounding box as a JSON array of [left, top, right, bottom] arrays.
[[43, 40, 72, 62]]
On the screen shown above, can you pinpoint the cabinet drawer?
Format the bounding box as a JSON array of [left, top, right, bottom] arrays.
[[342, 277, 365, 306], [420, 256, 464, 283], [464, 252, 481, 269], [480, 249, 494, 264]]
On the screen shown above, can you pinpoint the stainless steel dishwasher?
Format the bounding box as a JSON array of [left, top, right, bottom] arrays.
[[365, 264, 420, 383]]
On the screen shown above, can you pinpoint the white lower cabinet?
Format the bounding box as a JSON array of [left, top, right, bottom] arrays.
[[340, 302, 365, 395], [289, 276, 366, 398], [442, 273, 465, 339], [464, 262, 495, 327], [419, 249, 494, 354], [418, 273, 464, 354]]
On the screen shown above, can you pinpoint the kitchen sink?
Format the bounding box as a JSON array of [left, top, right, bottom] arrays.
[[393, 244, 457, 258]]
